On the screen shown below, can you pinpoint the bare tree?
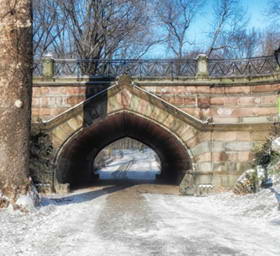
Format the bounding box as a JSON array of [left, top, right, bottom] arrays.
[[33, 0, 67, 58], [265, 0, 280, 54], [33, 0, 157, 60], [218, 28, 261, 58], [261, 29, 280, 55], [0, 0, 34, 209], [206, 0, 248, 58], [155, 0, 204, 58]]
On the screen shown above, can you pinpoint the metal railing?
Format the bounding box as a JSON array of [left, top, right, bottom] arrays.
[[208, 55, 279, 77], [34, 54, 280, 79], [53, 58, 197, 78]]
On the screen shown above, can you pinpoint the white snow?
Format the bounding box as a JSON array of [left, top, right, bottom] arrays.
[[96, 148, 160, 180], [0, 176, 280, 255], [272, 137, 280, 152], [142, 187, 280, 256]]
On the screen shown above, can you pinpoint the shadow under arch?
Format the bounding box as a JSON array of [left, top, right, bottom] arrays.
[[56, 111, 192, 189]]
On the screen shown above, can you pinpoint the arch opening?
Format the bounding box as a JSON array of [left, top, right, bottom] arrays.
[[94, 137, 161, 182], [56, 112, 192, 189]]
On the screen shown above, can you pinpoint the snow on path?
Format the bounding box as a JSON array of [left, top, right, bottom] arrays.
[[0, 184, 279, 256], [0, 187, 110, 256], [97, 149, 160, 180], [144, 192, 280, 256]]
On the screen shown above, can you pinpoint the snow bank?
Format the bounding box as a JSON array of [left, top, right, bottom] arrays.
[[208, 184, 280, 222]]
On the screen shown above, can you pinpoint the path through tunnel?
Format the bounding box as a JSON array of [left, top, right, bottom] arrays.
[[94, 137, 161, 182], [56, 112, 192, 189]]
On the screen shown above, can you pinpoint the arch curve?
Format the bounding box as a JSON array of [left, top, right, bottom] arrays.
[[56, 111, 192, 188]]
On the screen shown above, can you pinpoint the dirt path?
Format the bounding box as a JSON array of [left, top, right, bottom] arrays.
[[95, 185, 165, 255]]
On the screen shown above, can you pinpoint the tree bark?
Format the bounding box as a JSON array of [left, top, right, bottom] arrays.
[[0, 0, 33, 208]]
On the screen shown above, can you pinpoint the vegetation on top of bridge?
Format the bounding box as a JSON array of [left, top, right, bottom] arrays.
[[33, 54, 280, 79]]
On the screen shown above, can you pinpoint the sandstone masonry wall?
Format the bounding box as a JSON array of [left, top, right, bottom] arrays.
[[32, 78, 280, 189]]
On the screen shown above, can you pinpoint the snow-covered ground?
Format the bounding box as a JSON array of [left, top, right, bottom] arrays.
[[0, 183, 279, 256], [96, 149, 160, 180]]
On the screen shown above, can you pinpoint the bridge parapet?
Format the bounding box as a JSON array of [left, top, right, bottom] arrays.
[[33, 54, 280, 80]]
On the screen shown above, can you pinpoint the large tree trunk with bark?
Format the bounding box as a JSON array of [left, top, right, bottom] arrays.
[[0, 0, 33, 209]]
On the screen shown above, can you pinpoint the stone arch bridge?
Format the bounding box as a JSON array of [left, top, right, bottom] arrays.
[[31, 55, 280, 193]]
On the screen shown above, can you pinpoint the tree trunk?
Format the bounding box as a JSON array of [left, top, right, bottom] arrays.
[[0, 0, 33, 209]]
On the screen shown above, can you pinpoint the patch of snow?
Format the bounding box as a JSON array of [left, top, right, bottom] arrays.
[[15, 185, 41, 211], [272, 137, 280, 153]]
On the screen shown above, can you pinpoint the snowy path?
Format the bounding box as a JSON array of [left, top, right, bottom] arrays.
[[0, 184, 280, 256], [97, 149, 160, 180]]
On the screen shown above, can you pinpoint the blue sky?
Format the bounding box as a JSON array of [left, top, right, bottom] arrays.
[[149, 0, 273, 58], [245, 0, 270, 29]]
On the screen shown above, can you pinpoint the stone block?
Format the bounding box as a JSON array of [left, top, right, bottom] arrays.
[[224, 97, 238, 105], [238, 151, 252, 162], [255, 107, 277, 116], [261, 95, 277, 105], [186, 136, 200, 148], [196, 162, 212, 173], [108, 94, 123, 113], [213, 152, 229, 162], [213, 117, 240, 124], [242, 116, 270, 124], [154, 109, 170, 125], [32, 108, 40, 117], [40, 87, 50, 95], [184, 97, 196, 105], [252, 84, 280, 93], [173, 96, 185, 105], [232, 108, 255, 117], [213, 162, 226, 173], [162, 113, 176, 128], [235, 131, 251, 141], [225, 161, 237, 172], [191, 141, 210, 156], [52, 122, 75, 142], [67, 116, 83, 131], [194, 174, 213, 185], [210, 97, 224, 105], [197, 96, 210, 108], [225, 141, 252, 151], [39, 108, 51, 116], [195, 152, 211, 162], [180, 126, 197, 142], [55, 183, 70, 194], [213, 131, 236, 141], [238, 97, 256, 105], [170, 119, 186, 135], [225, 153, 238, 162], [224, 86, 251, 94], [32, 87, 41, 96], [32, 98, 40, 106], [212, 141, 225, 152], [212, 174, 238, 188]]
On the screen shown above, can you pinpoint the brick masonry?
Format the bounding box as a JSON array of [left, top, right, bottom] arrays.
[[32, 76, 280, 191]]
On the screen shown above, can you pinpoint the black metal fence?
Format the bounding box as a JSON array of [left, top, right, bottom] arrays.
[[208, 55, 279, 77], [33, 55, 280, 78], [53, 59, 197, 78]]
